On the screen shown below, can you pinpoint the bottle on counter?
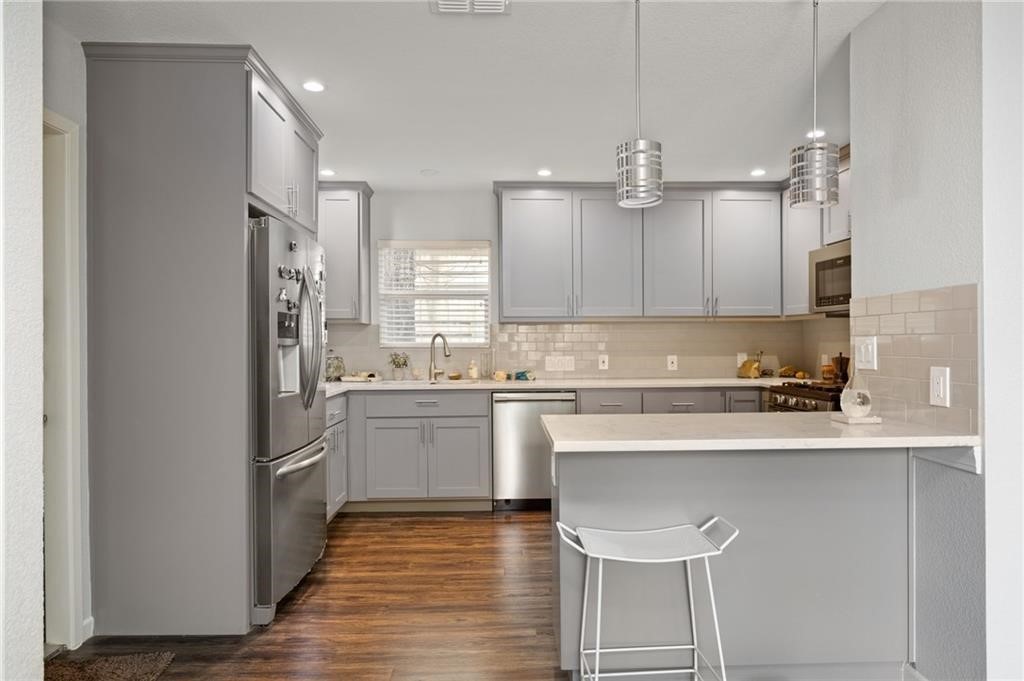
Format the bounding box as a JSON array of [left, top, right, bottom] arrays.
[[467, 359, 480, 380]]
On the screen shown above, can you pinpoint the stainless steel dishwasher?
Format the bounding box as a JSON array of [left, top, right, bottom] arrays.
[[492, 391, 577, 510]]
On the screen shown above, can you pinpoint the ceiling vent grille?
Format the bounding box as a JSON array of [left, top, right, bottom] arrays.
[[432, 0, 509, 14]]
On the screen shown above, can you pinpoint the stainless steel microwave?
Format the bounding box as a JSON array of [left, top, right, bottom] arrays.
[[809, 240, 851, 314]]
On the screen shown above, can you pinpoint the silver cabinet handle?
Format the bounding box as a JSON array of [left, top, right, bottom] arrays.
[[352, 297, 357, 318], [294, 183, 299, 216], [429, 423, 434, 445], [575, 294, 581, 316], [419, 421, 425, 444], [599, 402, 624, 407], [671, 402, 696, 407], [415, 399, 439, 406], [328, 410, 342, 420], [714, 296, 719, 316], [275, 444, 327, 479], [704, 297, 710, 316], [567, 294, 572, 316]]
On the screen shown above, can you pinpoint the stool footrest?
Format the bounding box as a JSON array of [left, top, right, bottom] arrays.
[[582, 668, 697, 679], [582, 644, 694, 655]]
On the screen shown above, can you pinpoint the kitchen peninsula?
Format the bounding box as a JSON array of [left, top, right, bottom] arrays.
[[542, 412, 981, 681]]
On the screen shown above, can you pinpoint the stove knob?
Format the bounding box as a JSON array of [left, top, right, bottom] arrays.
[[787, 396, 798, 407], [775, 394, 785, 405]]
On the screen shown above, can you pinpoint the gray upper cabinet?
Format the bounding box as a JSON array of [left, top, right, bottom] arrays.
[[366, 418, 429, 498], [712, 191, 782, 316], [643, 190, 712, 316], [782, 188, 823, 316], [428, 417, 491, 498], [248, 71, 321, 234], [573, 191, 643, 317], [823, 167, 852, 245], [318, 183, 372, 322], [500, 189, 574, 319]]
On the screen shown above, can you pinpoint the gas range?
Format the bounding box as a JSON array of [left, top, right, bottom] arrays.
[[765, 381, 843, 412]]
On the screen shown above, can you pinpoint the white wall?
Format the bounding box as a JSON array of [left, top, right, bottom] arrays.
[[981, 3, 1024, 679], [1, 1, 45, 678], [850, 1, 982, 298], [42, 13, 92, 644]]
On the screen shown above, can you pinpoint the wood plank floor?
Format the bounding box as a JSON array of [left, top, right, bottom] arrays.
[[63, 512, 566, 680]]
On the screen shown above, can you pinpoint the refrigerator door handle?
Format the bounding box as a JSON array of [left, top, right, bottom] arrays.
[[297, 271, 313, 409], [306, 265, 324, 409], [275, 443, 327, 479]]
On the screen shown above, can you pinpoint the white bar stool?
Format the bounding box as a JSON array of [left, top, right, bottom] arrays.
[[557, 517, 739, 681]]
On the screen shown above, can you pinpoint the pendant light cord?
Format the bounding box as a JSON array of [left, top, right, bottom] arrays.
[[634, 0, 641, 140], [812, 0, 819, 138]]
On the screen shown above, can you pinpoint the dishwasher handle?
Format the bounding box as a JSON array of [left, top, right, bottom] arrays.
[[492, 392, 577, 403]]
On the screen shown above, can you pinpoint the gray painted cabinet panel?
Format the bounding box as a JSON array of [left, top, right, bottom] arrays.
[[326, 421, 348, 518], [428, 417, 491, 498], [823, 167, 852, 245], [500, 189, 574, 319], [573, 191, 643, 316], [642, 389, 723, 414], [319, 190, 361, 320], [725, 389, 761, 412], [712, 191, 782, 316], [643, 190, 712, 316], [249, 75, 290, 213], [366, 418, 429, 498], [579, 390, 643, 414], [289, 128, 318, 229], [781, 188, 823, 316]]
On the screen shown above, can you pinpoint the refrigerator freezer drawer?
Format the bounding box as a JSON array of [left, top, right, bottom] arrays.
[[253, 436, 327, 606]]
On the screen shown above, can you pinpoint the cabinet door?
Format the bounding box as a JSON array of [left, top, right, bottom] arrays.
[[712, 191, 782, 316], [725, 390, 761, 413], [823, 168, 851, 245], [643, 190, 712, 316], [782, 188, 823, 316], [289, 127, 318, 230], [579, 390, 643, 414], [319, 190, 361, 320], [573, 190, 643, 316], [366, 418, 428, 499], [328, 422, 348, 515], [427, 417, 491, 498], [499, 190, 574, 319], [249, 75, 290, 213]]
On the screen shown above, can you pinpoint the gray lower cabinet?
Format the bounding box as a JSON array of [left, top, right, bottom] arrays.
[[642, 389, 724, 413], [428, 417, 491, 498], [712, 191, 782, 316], [366, 417, 429, 498], [326, 420, 348, 519], [579, 390, 643, 414], [366, 416, 490, 499], [643, 190, 712, 316], [725, 389, 762, 412], [573, 190, 643, 316], [500, 189, 574, 318]]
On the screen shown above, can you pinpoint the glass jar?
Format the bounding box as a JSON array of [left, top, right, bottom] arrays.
[[839, 369, 872, 418], [325, 350, 346, 381]]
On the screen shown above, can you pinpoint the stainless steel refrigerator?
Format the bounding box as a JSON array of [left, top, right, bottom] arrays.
[[250, 216, 327, 623]]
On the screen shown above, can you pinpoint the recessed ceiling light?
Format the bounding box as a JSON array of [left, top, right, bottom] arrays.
[[303, 81, 325, 93], [806, 129, 826, 139], [750, 168, 767, 177], [419, 168, 440, 177], [537, 168, 553, 177], [319, 169, 335, 177]]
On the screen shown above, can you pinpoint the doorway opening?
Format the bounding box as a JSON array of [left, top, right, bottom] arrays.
[[43, 109, 90, 654]]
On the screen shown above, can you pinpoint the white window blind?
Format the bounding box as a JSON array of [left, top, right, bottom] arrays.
[[378, 240, 491, 347]]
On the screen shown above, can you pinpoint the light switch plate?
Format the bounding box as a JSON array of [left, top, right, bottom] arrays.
[[598, 354, 609, 371], [854, 336, 878, 371], [930, 366, 951, 407], [667, 355, 678, 371]]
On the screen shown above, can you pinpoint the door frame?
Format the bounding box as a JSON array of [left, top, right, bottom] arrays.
[[42, 109, 91, 649]]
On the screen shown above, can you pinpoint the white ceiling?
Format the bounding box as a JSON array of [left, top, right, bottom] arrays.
[[45, 1, 881, 189]]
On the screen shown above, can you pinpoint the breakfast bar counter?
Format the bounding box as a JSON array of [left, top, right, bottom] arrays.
[[542, 412, 981, 681]]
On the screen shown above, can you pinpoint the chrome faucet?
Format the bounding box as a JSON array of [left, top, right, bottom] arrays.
[[428, 333, 451, 383]]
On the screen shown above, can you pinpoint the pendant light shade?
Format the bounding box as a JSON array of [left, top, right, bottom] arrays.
[[789, 0, 839, 209], [617, 0, 662, 208]]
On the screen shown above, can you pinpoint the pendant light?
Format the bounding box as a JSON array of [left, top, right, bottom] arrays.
[[616, 0, 663, 208], [789, 0, 839, 208]]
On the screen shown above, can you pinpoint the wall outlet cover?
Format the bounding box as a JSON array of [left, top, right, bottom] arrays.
[[597, 354, 609, 371], [854, 336, 878, 371], [667, 355, 678, 371], [929, 366, 951, 407]]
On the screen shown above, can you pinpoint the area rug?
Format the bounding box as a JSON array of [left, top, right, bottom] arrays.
[[45, 651, 175, 681]]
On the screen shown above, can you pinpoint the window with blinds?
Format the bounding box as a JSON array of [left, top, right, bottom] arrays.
[[378, 240, 491, 347]]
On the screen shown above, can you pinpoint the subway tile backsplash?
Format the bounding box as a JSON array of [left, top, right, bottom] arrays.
[[849, 283, 979, 433]]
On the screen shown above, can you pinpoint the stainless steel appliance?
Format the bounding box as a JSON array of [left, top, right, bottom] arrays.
[[765, 382, 842, 412], [809, 239, 852, 314], [250, 216, 327, 622], [492, 392, 577, 510]]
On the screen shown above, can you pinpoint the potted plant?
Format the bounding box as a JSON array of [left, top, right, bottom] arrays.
[[388, 352, 410, 380]]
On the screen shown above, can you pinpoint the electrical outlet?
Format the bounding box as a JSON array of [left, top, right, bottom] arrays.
[[736, 352, 748, 367], [930, 366, 951, 407], [544, 356, 558, 372], [598, 354, 609, 371], [855, 336, 878, 371], [545, 355, 576, 372], [667, 355, 678, 371]]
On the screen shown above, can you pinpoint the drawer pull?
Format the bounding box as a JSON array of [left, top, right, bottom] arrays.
[[328, 411, 342, 419], [671, 402, 696, 407], [599, 402, 624, 407], [414, 399, 439, 405]]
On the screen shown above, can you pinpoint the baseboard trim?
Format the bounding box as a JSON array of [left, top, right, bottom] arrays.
[[340, 499, 493, 513], [80, 616, 95, 646], [902, 663, 928, 681]]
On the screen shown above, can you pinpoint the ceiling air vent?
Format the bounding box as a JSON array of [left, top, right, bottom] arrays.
[[432, 0, 509, 14]]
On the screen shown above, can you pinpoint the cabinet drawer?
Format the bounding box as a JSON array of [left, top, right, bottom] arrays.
[[326, 396, 347, 426], [579, 390, 643, 414], [365, 391, 489, 418], [642, 389, 724, 414]]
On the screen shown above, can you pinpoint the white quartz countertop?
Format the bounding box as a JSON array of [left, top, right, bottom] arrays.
[[325, 376, 785, 398], [540, 412, 981, 453]]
